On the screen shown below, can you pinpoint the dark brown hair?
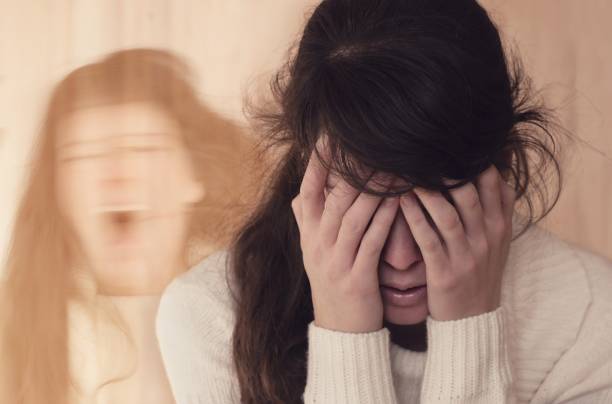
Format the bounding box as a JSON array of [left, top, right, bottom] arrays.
[[230, 0, 565, 402]]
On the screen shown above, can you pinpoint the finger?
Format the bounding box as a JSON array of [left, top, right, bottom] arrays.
[[353, 197, 399, 273], [299, 145, 329, 228], [291, 195, 303, 230], [413, 188, 471, 262], [500, 181, 517, 233], [319, 175, 360, 246], [334, 192, 384, 264], [476, 165, 504, 224], [443, 179, 486, 249], [400, 192, 447, 271]]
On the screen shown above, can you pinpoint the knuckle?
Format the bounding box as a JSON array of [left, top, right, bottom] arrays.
[[300, 186, 317, 202], [440, 212, 462, 232], [341, 215, 364, 236], [489, 216, 507, 237], [324, 199, 343, 216], [464, 189, 481, 210], [360, 234, 383, 256], [474, 236, 489, 255], [459, 255, 478, 272], [421, 236, 442, 252], [300, 176, 323, 199], [409, 210, 427, 227]]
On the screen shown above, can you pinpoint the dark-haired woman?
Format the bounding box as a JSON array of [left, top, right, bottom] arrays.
[[156, 0, 612, 403]]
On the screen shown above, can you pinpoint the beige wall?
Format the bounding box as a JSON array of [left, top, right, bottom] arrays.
[[0, 0, 318, 268], [1, 0, 610, 268], [480, 0, 612, 258]]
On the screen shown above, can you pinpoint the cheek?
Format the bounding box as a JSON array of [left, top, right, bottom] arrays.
[[55, 163, 96, 233], [146, 152, 197, 211]]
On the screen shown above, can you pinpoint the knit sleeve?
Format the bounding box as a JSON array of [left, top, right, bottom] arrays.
[[420, 306, 517, 403], [303, 323, 399, 404], [155, 252, 240, 404]]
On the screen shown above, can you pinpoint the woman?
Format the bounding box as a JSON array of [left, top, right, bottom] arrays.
[[156, 0, 612, 403], [0, 49, 250, 404]]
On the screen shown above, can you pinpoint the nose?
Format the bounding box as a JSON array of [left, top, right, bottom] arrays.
[[98, 146, 144, 198], [382, 211, 422, 271], [101, 148, 130, 181]]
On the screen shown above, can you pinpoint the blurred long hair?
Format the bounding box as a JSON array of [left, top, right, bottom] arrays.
[[0, 48, 252, 404]]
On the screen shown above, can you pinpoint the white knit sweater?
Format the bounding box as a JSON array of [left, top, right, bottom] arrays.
[[156, 223, 612, 403]]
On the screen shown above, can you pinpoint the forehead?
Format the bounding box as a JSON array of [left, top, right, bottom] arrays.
[[56, 101, 180, 147]]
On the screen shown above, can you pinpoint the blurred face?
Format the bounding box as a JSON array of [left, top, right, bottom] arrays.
[[326, 173, 428, 326], [55, 102, 204, 295]]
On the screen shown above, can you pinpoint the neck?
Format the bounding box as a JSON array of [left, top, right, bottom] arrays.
[[72, 255, 188, 298], [384, 320, 428, 352]]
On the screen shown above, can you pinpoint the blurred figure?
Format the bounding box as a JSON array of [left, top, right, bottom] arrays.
[[0, 49, 250, 404]]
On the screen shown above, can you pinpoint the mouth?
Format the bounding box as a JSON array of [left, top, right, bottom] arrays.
[[381, 281, 426, 291], [380, 284, 427, 307], [97, 204, 150, 246]]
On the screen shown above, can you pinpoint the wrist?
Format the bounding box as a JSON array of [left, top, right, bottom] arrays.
[[422, 306, 512, 401], [313, 310, 383, 333], [312, 293, 383, 333]]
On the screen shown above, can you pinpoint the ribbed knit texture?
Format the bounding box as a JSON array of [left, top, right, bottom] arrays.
[[421, 307, 513, 403], [304, 325, 397, 404], [156, 224, 612, 403]]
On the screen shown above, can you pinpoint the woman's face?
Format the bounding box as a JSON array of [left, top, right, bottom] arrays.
[[55, 102, 204, 295], [326, 173, 429, 325]]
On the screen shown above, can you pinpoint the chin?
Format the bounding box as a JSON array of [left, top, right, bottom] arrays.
[[383, 301, 429, 325], [92, 257, 167, 295]]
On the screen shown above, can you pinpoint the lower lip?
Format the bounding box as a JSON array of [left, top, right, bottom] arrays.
[[380, 285, 427, 307]]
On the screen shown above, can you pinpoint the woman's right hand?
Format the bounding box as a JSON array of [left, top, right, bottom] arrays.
[[291, 146, 399, 333]]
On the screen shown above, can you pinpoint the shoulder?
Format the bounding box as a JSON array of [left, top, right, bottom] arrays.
[[502, 219, 607, 307], [501, 222, 612, 401], [155, 250, 240, 402], [538, 243, 612, 401], [572, 245, 612, 294], [503, 221, 612, 314], [570, 243, 612, 322], [156, 250, 235, 353], [157, 250, 235, 337]]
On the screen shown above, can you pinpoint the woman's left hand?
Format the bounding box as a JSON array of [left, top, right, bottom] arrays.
[[399, 165, 516, 321]]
